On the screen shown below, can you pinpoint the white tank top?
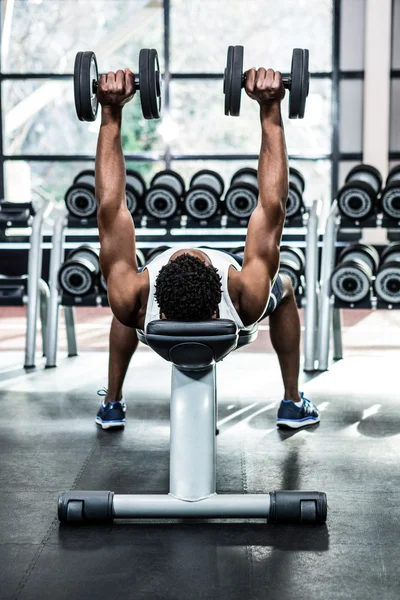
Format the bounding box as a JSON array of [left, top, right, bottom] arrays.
[[143, 247, 255, 331]]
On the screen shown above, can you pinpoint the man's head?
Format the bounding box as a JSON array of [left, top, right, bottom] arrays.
[[154, 250, 222, 321]]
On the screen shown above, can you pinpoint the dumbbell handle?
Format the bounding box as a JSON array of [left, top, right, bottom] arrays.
[[241, 73, 291, 90], [92, 75, 141, 94]]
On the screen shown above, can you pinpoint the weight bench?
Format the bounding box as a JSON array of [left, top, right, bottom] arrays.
[[58, 319, 327, 524]]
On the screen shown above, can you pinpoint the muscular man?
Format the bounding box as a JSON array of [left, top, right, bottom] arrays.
[[94, 66, 320, 431]]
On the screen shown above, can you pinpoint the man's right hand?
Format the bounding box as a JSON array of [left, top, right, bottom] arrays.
[[98, 68, 136, 110], [244, 68, 285, 106]]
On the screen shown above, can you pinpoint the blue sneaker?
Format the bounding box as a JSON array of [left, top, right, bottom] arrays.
[[95, 388, 126, 430], [277, 392, 320, 429]]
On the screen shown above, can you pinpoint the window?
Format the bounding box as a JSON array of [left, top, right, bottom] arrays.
[[1, 0, 334, 207]]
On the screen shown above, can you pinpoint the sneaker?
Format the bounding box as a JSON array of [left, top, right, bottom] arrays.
[[95, 388, 126, 430], [276, 392, 320, 429]]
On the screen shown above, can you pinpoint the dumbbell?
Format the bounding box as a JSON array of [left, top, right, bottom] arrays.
[[66, 170, 146, 218], [143, 170, 185, 221], [287, 167, 305, 219], [279, 246, 306, 292], [330, 243, 379, 303], [58, 245, 100, 296], [380, 165, 400, 220], [64, 178, 97, 219], [225, 168, 258, 220], [374, 243, 400, 304], [224, 47, 309, 118], [184, 170, 224, 221], [337, 165, 382, 221], [74, 49, 161, 121], [99, 249, 145, 292]]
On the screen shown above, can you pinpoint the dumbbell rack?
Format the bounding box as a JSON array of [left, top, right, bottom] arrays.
[[46, 202, 322, 371], [0, 202, 50, 368], [316, 202, 400, 371]]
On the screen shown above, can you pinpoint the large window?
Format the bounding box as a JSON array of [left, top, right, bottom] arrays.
[[1, 0, 333, 208]]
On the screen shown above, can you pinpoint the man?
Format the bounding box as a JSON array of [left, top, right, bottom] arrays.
[[94, 66, 319, 431]]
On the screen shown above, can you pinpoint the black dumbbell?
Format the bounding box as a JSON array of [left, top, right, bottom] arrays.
[[58, 245, 100, 296], [287, 167, 305, 220], [224, 47, 309, 119], [74, 50, 161, 121], [374, 242, 400, 304], [70, 169, 145, 217], [184, 170, 224, 221], [64, 180, 97, 219], [143, 171, 185, 221], [380, 165, 400, 220], [279, 246, 306, 292], [330, 243, 379, 303], [337, 165, 382, 221], [225, 168, 258, 220], [100, 249, 145, 292]]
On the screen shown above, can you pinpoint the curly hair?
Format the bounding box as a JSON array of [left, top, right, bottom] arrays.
[[154, 253, 222, 321]]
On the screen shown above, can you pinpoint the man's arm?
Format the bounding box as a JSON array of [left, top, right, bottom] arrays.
[[95, 69, 141, 326], [237, 68, 288, 325]]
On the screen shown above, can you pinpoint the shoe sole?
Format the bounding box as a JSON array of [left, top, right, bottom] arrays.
[[95, 417, 126, 430], [277, 416, 320, 429]]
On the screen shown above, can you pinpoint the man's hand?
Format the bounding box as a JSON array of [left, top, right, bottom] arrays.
[[98, 68, 136, 110], [245, 68, 285, 106]]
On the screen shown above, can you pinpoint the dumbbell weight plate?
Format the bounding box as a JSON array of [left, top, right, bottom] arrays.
[[230, 167, 258, 189], [346, 165, 382, 195], [224, 183, 258, 219], [126, 184, 140, 215], [224, 45, 244, 117], [64, 183, 97, 219], [289, 167, 305, 194], [126, 170, 146, 198], [381, 182, 400, 220], [286, 183, 304, 219], [279, 258, 302, 292], [387, 165, 400, 185], [74, 51, 99, 122], [337, 181, 376, 220], [381, 243, 400, 264], [68, 245, 100, 273], [331, 259, 372, 303], [144, 185, 179, 220], [375, 262, 400, 303], [73, 170, 95, 186], [151, 170, 185, 198], [184, 186, 220, 220], [139, 48, 161, 120], [190, 170, 225, 197], [289, 49, 309, 119], [58, 258, 97, 296], [339, 243, 380, 274], [280, 246, 306, 273]]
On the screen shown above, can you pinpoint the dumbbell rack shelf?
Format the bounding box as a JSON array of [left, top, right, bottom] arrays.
[[317, 202, 400, 371]]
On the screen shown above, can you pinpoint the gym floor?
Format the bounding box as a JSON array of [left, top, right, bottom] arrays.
[[1, 307, 400, 600]]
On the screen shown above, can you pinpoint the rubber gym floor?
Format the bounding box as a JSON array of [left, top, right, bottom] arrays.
[[1, 306, 400, 600]]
